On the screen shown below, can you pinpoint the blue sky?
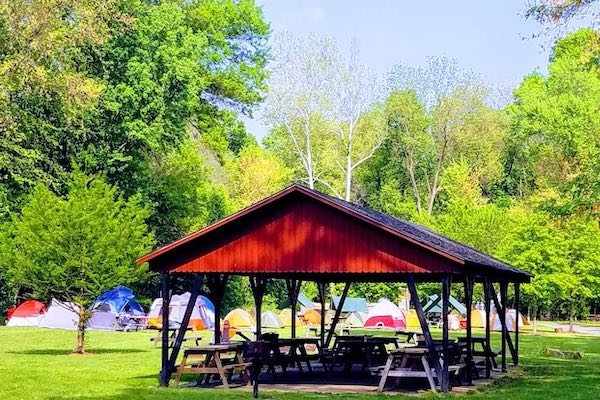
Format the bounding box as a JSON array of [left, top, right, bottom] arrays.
[[245, 1, 556, 139]]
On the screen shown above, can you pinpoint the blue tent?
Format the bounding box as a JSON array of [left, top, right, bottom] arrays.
[[198, 295, 215, 313], [331, 296, 368, 313], [92, 286, 145, 315]]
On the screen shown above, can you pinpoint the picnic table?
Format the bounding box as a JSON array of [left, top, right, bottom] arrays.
[[150, 327, 201, 348], [328, 336, 398, 373], [458, 335, 499, 370], [279, 337, 325, 374], [394, 330, 420, 344], [173, 343, 250, 388], [373, 347, 437, 392]]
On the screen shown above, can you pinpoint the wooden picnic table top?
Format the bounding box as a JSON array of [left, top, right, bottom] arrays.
[[183, 343, 243, 354], [390, 346, 429, 355]]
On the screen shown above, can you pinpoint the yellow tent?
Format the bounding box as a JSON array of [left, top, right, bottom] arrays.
[[224, 308, 254, 328], [302, 308, 321, 325], [470, 309, 487, 328], [279, 309, 305, 327], [406, 309, 421, 329]]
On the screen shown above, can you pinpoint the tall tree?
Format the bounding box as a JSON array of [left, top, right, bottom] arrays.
[[264, 33, 338, 190], [0, 172, 153, 352]]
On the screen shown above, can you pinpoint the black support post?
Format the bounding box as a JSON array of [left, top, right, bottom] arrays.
[[441, 274, 452, 392], [250, 276, 269, 338], [490, 283, 516, 363], [317, 282, 328, 347], [207, 274, 228, 344], [167, 274, 203, 383], [325, 282, 350, 348], [159, 272, 170, 387], [285, 279, 301, 338], [464, 274, 474, 384], [484, 278, 492, 378], [515, 282, 520, 365], [406, 275, 442, 388], [499, 282, 507, 372]]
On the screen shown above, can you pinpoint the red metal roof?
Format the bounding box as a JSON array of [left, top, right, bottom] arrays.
[[137, 185, 531, 282]]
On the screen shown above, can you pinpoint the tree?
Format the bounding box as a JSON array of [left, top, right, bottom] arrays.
[[225, 145, 292, 209], [524, 0, 600, 39], [264, 33, 338, 190], [507, 29, 600, 217], [331, 44, 386, 201], [0, 172, 153, 353]]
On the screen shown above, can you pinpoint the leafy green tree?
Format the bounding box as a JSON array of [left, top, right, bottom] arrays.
[[0, 172, 153, 352], [507, 29, 600, 217], [226, 144, 292, 209]]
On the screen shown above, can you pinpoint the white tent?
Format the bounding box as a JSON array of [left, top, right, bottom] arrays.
[[261, 310, 283, 328], [364, 299, 406, 329], [40, 299, 80, 330], [448, 314, 461, 331], [6, 300, 47, 327], [147, 292, 214, 330], [346, 311, 367, 327]]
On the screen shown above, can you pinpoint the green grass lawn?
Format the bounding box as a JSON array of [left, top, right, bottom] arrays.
[[1, 326, 599, 399]]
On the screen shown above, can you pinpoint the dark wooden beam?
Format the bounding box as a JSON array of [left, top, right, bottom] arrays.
[[325, 282, 350, 348], [490, 283, 516, 366], [514, 282, 520, 365], [499, 282, 507, 372], [159, 272, 170, 387], [464, 274, 474, 385], [285, 279, 302, 338], [250, 276, 269, 338], [406, 275, 442, 389], [207, 274, 228, 344], [441, 274, 452, 392], [484, 278, 492, 379], [167, 274, 203, 383], [317, 281, 328, 346]]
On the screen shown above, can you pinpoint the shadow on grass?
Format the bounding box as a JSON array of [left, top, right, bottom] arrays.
[[9, 348, 146, 355]]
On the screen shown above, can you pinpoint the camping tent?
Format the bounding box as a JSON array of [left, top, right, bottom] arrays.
[[301, 308, 322, 325], [469, 309, 487, 328], [331, 296, 368, 313], [422, 294, 467, 316], [224, 308, 254, 327], [261, 310, 284, 328], [147, 292, 214, 330], [491, 309, 526, 332], [278, 309, 305, 327], [89, 286, 145, 330], [448, 314, 461, 331], [364, 299, 406, 329], [509, 309, 529, 325], [405, 309, 421, 329], [40, 299, 79, 330], [6, 300, 47, 327], [345, 311, 367, 327]]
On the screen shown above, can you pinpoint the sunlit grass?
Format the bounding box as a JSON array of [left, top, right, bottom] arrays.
[[0, 326, 598, 399]]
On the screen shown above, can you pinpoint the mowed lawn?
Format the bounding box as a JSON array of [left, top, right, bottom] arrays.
[[1, 326, 599, 400]]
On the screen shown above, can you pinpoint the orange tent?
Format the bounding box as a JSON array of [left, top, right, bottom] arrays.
[[302, 308, 321, 325]]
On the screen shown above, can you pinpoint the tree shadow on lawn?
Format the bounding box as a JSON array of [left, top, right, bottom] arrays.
[[9, 348, 146, 355]]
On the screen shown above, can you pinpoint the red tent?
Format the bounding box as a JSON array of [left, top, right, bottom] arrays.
[[12, 300, 47, 317], [7, 300, 47, 327]]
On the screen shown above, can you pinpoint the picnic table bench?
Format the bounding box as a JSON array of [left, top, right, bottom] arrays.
[[458, 335, 500, 370], [174, 343, 250, 388], [372, 346, 467, 392]]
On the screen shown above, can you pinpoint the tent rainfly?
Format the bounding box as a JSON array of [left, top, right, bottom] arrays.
[[224, 308, 254, 328], [6, 300, 47, 327], [147, 292, 214, 330], [331, 296, 368, 313], [260, 310, 284, 328]]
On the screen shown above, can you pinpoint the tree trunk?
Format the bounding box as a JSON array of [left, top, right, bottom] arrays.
[[568, 303, 574, 333], [532, 304, 538, 335], [74, 305, 87, 354]]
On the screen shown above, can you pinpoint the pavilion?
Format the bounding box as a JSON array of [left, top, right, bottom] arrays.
[[137, 184, 532, 392]]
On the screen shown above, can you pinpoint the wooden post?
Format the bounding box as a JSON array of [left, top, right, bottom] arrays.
[[285, 279, 301, 338], [167, 274, 203, 383], [464, 274, 474, 385], [159, 272, 170, 387], [499, 282, 507, 372], [484, 278, 491, 379], [514, 282, 520, 365], [250, 276, 269, 338], [406, 275, 442, 388], [441, 274, 452, 392], [317, 281, 328, 346], [207, 274, 228, 344], [490, 284, 516, 362], [325, 282, 350, 348]]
